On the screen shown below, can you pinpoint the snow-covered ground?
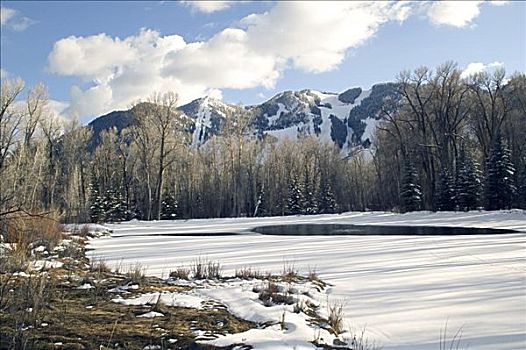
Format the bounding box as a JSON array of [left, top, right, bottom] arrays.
[[87, 210, 526, 350]]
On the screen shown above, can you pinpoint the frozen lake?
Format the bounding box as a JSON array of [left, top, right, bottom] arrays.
[[87, 211, 526, 349]]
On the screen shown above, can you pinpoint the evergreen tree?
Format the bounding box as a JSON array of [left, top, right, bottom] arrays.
[[103, 188, 129, 222], [287, 176, 304, 215], [435, 168, 455, 211], [89, 175, 105, 223], [485, 134, 516, 210], [302, 182, 318, 215], [318, 180, 337, 214], [400, 159, 422, 212], [455, 148, 482, 211], [161, 193, 178, 220]]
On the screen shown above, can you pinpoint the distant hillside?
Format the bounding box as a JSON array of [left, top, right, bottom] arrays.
[[86, 83, 401, 151], [87, 109, 134, 151]]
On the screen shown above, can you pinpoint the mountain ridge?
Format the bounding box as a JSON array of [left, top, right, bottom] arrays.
[[87, 83, 400, 151]]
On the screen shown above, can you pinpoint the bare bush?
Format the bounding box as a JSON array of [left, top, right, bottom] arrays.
[[2, 212, 63, 251]]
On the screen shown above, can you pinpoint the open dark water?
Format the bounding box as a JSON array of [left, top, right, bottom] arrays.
[[252, 223, 519, 235]]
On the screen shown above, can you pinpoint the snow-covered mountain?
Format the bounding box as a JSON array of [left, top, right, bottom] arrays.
[[179, 96, 233, 145], [88, 82, 400, 150], [253, 88, 371, 150]]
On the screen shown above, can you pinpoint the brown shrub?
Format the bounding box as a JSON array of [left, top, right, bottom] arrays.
[[0, 211, 64, 273], [1, 211, 63, 250]]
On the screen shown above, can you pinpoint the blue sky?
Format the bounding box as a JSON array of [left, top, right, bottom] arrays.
[[1, 1, 525, 122]]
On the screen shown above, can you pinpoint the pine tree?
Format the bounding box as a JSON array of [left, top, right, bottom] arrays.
[[400, 159, 422, 212], [89, 175, 105, 223], [435, 168, 455, 211], [101, 188, 129, 222], [485, 134, 516, 210], [455, 148, 482, 211], [287, 176, 304, 215], [302, 182, 318, 215], [318, 180, 337, 214], [161, 193, 178, 220]]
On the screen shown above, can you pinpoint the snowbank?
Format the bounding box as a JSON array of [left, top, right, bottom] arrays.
[[88, 211, 526, 350]]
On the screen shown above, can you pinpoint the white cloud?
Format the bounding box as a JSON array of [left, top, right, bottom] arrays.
[[48, 29, 210, 117], [48, 33, 142, 79], [182, 1, 233, 13], [47, 1, 510, 118], [424, 1, 509, 28], [0, 68, 8, 80], [1, 6, 35, 31], [426, 1, 482, 27], [460, 61, 504, 78], [1, 6, 16, 25], [163, 28, 280, 89], [243, 2, 412, 73], [163, 2, 413, 87]]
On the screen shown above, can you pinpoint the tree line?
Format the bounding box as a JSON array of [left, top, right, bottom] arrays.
[[375, 62, 525, 212], [0, 62, 524, 224]]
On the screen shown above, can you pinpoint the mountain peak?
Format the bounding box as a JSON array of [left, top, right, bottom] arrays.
[[87, 82, 401, 151]]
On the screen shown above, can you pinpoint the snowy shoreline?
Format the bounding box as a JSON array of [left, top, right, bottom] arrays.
[[87, 210, 526, 350]]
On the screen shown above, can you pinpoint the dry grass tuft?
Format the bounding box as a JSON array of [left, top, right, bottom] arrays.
[[89, 258, 111, 277], [347, 327, 384, 350], [327, 299, 345, 335], [125, 262, 146, 284], [192, 257, 222, 279], [169, 266, 191, 280], [235, 266, 262, 279], [281, 261, 299, 282], [256, 281, 294, 307]]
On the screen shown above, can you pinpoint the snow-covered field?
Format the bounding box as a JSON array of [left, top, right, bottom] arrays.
[[87, 211, 526, 350]]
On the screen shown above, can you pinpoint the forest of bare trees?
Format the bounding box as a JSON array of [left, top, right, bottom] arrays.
[[1, 62, 525, 224]]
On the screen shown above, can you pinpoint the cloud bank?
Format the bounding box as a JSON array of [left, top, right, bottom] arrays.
[[47, 1, 510, 118]]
